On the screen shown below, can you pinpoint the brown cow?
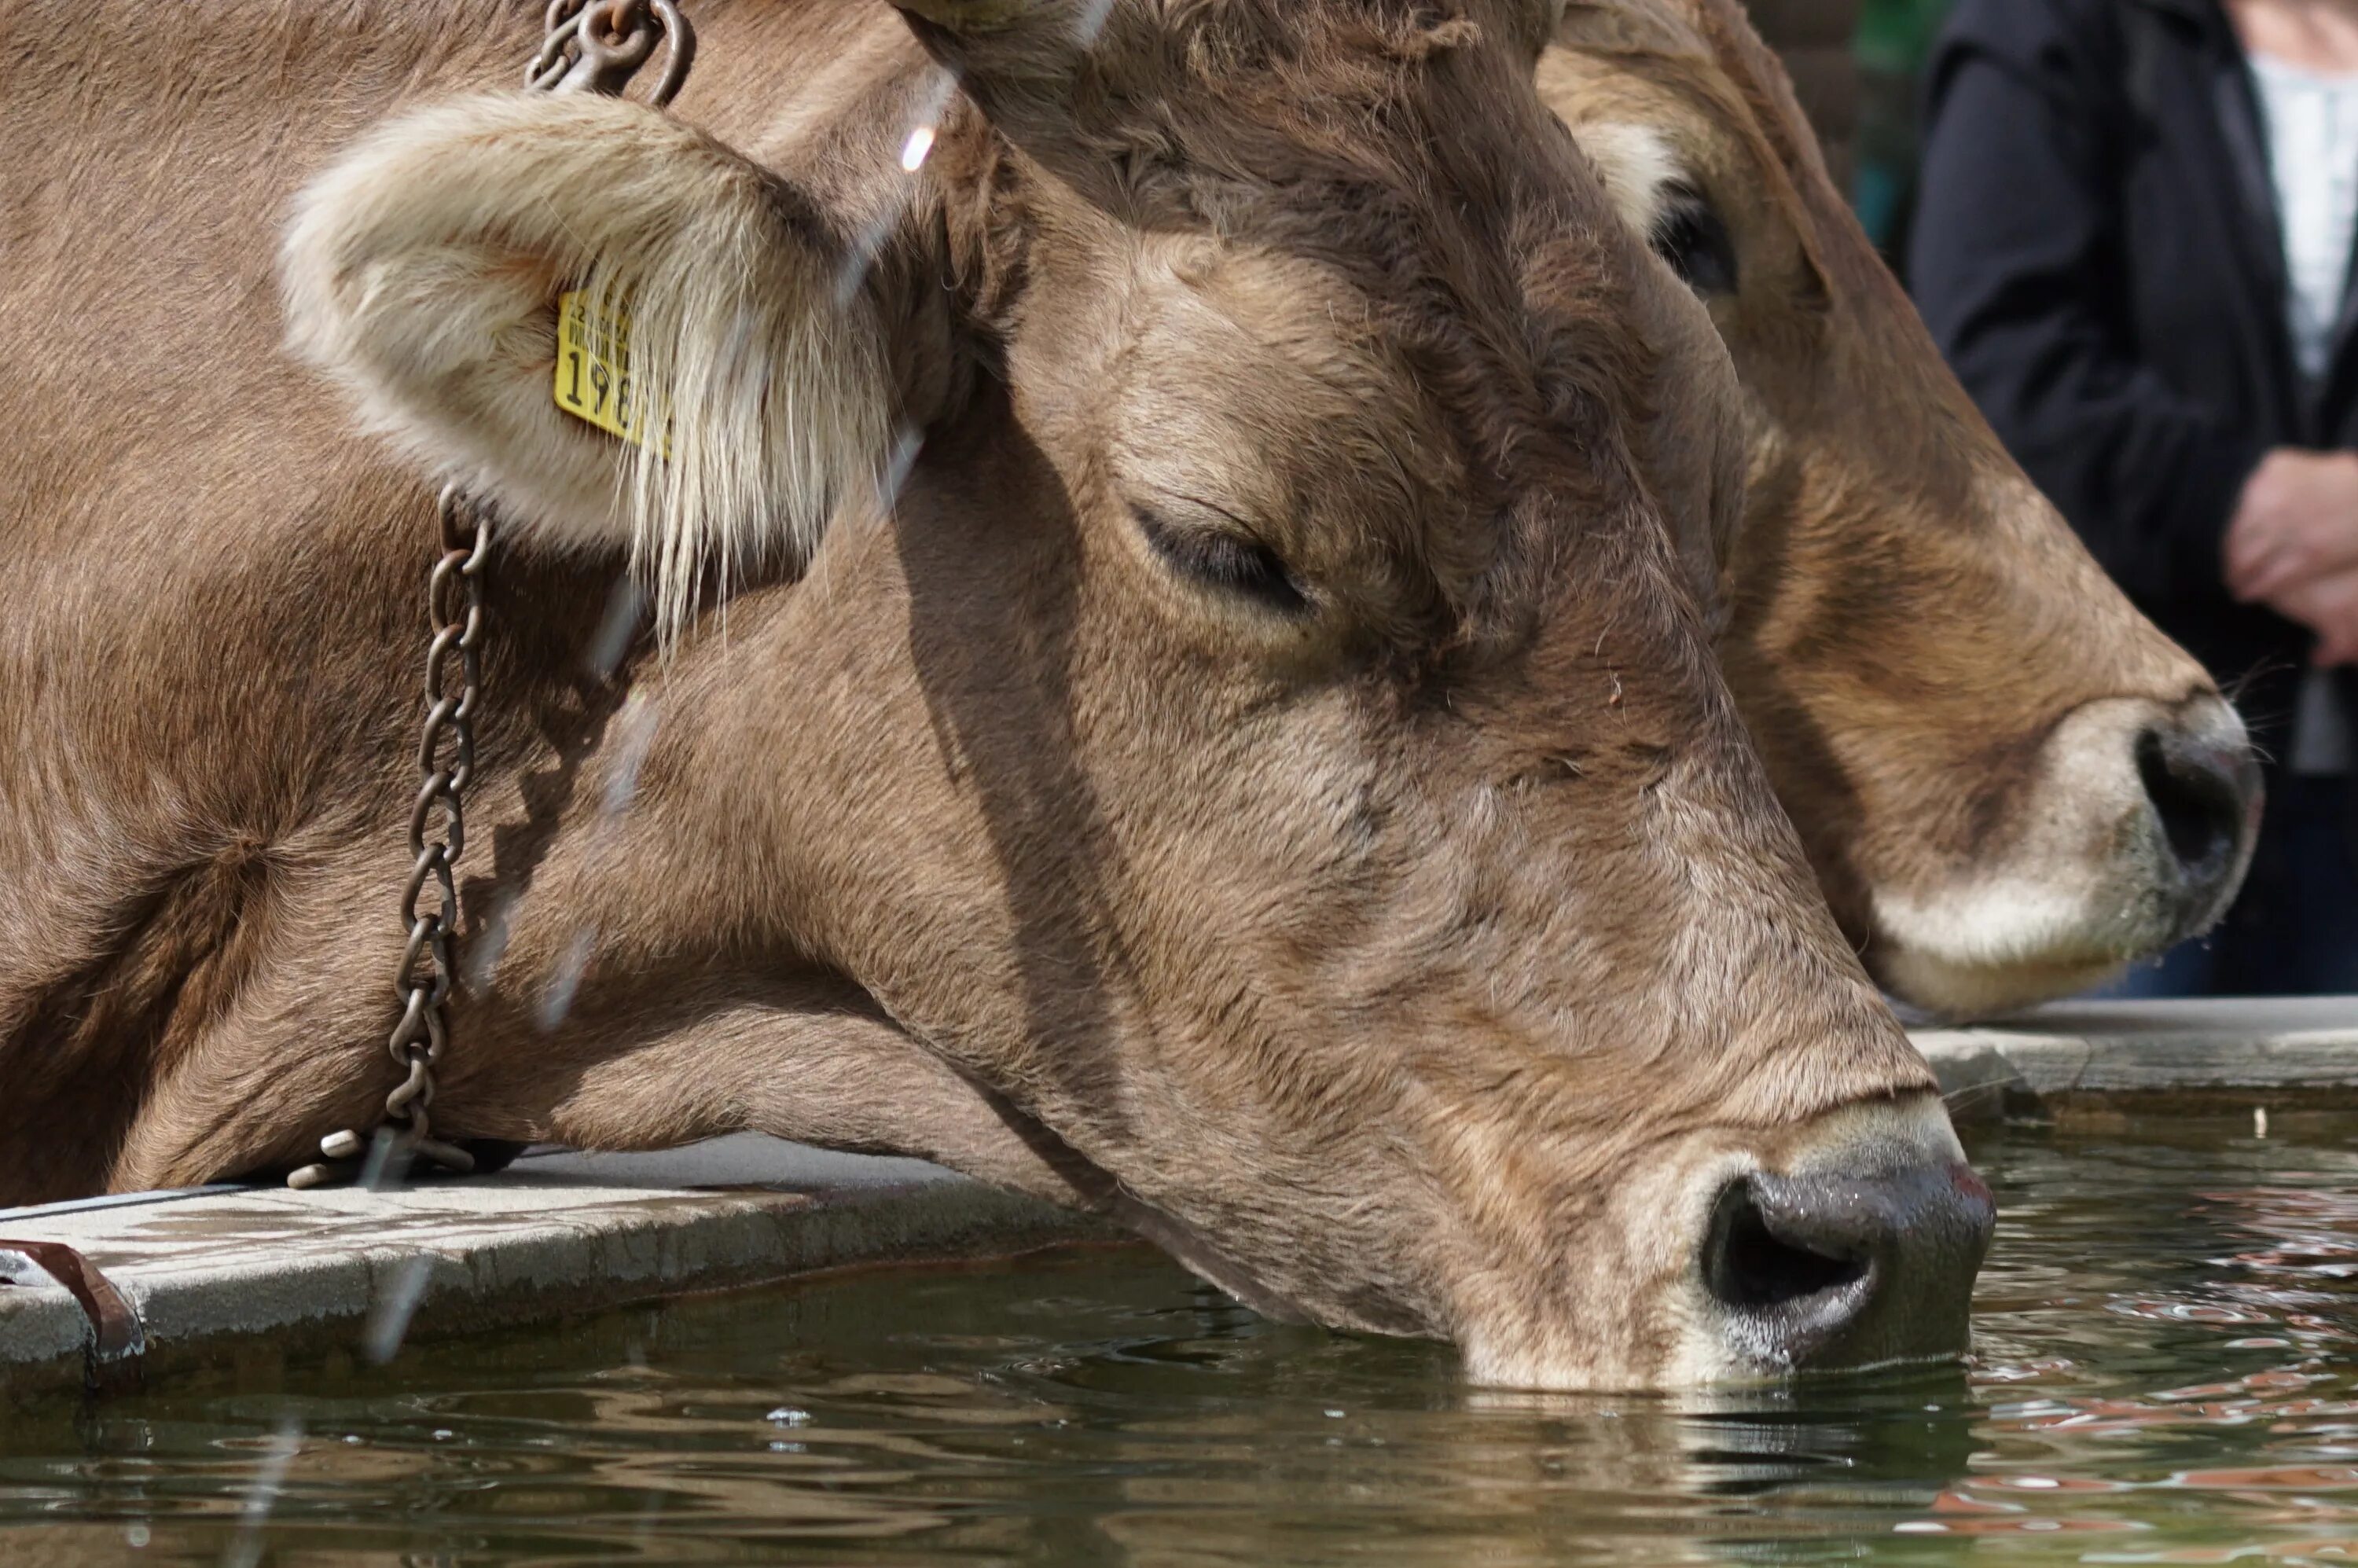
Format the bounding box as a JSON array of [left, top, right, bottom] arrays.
[[0, 0, 1988, 1387], [1544, 0, 2262, 1015]]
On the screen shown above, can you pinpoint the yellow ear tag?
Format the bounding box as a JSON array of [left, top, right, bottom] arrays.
[[553, 290, 670, 457]]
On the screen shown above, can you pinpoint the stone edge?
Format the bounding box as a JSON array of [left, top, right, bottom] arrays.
[[1918, 1021, 2358, 1118], [1, 1180, 1113, 1405]]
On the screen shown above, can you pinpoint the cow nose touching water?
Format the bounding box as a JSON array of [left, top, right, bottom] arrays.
[[1700, 1101, 1996, 1372], [0, 0, 1998, 1388]]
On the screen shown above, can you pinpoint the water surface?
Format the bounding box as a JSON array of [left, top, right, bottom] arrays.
[[6, 1116, 2358, 1564]]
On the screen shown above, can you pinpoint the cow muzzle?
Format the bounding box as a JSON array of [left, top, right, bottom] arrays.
[[2009, 690, 2261, 973], [1459, 1092, 1990, 1390], [1869, 692, 2261, 1015], [2131, 698, 2262, 926], [1702, 1145, 1995, 1375]]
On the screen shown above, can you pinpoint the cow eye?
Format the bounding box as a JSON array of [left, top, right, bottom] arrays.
[[1650, 185, 1738, 296], [1133, 505, 1310, 615]]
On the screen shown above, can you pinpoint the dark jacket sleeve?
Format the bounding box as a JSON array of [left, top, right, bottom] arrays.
[[1907, 0, 2264, 609]]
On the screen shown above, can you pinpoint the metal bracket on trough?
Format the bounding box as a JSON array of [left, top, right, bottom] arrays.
[[0, 1238, 145, 1394]]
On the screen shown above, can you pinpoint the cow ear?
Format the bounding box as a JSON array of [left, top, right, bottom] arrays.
[[280, 91, 898, 642]]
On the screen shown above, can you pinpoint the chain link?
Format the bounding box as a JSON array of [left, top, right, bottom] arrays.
[[386, 490, 491, 1144], [289, 0, 696, 1192], [527, 0, 696, 106], [292, 491, 492, 1189]]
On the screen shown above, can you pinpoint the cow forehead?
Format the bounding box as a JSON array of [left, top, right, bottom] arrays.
[[1027, 227, 1677, 659], [1557, 0, 1831, 219], [1550, 57, 1747, 183], [1032, 0, 1652, 346], [1078, 2, 1586, 228], [1102, 240, 1463, 540], [1091, 141, 1651, 449], [986, 8, 1697, 621]]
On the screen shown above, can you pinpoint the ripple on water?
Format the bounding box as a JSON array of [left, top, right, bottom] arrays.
[[9, 1118, 2358, 1563]]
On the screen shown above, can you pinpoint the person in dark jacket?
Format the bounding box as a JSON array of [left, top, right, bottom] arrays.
[[1909, 0, 2358, 994]]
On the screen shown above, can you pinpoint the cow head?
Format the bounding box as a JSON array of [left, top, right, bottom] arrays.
[[281, 0, 1990, 1386], [1544, 0, 2262, 1016]]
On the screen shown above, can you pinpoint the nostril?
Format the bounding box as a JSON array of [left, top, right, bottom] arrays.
[[1706, 1156, 1996, 1374], [1703, 1176, 1869, 1315], [2136, 726, 2242, 879]]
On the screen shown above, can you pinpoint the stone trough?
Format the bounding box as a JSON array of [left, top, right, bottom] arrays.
[[5, 997, 2356, 1404]]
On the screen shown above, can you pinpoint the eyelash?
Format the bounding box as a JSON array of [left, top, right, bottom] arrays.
[[1133, 506, 1311, 615]]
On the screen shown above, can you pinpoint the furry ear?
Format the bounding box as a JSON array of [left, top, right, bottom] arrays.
[[281, 91, 897, 641]]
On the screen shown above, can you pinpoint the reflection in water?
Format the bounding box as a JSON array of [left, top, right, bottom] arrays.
[[6, 1119, 2358, 1562]]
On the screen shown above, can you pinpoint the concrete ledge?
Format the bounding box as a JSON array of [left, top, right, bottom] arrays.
[[0, 1140, 1113, 1405], [7, 999, 2358, 1401], [1917, 997, 2358, 1118]]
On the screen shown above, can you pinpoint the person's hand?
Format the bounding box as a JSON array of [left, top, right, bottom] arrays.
[[2268, 566, 2358, 666], [2224, 447, 2358, 602]]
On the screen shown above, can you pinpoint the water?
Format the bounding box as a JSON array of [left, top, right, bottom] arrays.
[[7, 1116, 2358, 1565]]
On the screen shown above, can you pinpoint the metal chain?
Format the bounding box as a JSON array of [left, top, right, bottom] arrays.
[[527, 0, 696, 106], [293, 490, 492, 1190], [289, 2, 697, 1191], [387, 487, 493, 1157]]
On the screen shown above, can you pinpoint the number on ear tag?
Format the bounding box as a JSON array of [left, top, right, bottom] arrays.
[[553, 290, 670, 457]]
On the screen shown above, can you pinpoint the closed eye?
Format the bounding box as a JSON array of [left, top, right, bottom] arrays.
[[1650, 183, 1738, 296], [1133, 505, 1310, 616]]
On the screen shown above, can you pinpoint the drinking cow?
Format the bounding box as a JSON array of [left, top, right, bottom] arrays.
[[0, 0, 1988, 1386]]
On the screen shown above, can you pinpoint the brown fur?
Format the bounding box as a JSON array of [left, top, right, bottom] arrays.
[[0, 0, 1956, 1387]]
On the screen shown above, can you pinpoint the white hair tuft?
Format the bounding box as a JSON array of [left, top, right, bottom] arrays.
[[281, 91, 897, 642]]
